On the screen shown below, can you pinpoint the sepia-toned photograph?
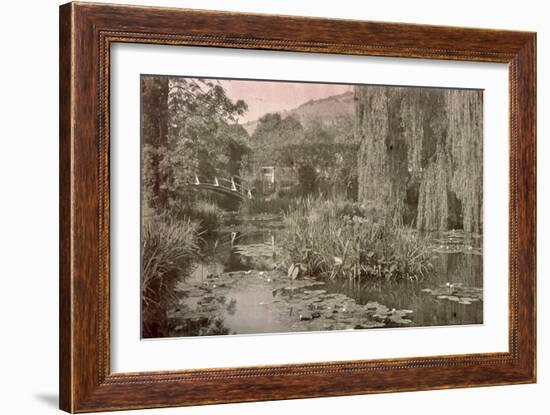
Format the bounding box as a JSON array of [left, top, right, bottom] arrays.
[[140, 75, 483, 339]]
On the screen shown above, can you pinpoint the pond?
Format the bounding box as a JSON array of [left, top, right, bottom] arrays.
[[165, 213, 483, 337]]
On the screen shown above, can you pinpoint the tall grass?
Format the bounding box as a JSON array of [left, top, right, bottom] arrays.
[[176, 199, 224, 234], [141, 216, 200, 308], [278, 197, 433, 281], [191, 200, 224, 234]]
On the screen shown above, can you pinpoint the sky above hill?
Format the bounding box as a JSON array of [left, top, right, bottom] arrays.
[[216, 78, 353, 123]]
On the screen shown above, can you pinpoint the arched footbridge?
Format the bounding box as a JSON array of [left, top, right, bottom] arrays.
[[192, 174, 253, 201]]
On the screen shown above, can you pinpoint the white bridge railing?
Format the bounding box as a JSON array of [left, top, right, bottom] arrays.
[[193, 174, 253, 199]]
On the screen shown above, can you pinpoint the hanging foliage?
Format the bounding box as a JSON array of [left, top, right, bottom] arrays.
[[355, 85, 483, 232]]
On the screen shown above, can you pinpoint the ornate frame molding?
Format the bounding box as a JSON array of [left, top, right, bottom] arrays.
[[60, 2, 536, 412]]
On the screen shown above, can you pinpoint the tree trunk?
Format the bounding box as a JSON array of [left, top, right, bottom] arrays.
[[141, 76, 169, 213]]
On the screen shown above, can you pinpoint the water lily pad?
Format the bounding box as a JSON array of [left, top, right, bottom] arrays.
[[387, 309, 413, 324], [424, 283, 483, 304], [168, 266, 426, 335]]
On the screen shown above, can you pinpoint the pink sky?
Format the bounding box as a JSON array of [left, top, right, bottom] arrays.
[[217, 79, 353, 123]]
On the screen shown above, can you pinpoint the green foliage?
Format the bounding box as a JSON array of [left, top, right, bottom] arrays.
[[240, 195, 296, 215], [141, 76, 251, 217], [141, 77, 170, 211], [297, 164, 318, 195], [278, 198, 434, 281], [417, 149, 450, 230], [220, 123, 252, 177], [181, 200, 224, 234], [303, 116, 356, 145], [252, 113, 305, 146], [246, 110, 358, 200], [141, 216, 200, 307], [249, 114, 306, 180], [355, 85, 483, 232]]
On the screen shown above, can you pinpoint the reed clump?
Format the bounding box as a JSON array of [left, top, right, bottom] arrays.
[[189, 200, 224, 234], [278, 197, 433, 281], [141, 215, 200, 308]]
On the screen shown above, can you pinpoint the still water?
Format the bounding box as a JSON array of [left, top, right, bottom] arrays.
[[166, 213, 483, 337]]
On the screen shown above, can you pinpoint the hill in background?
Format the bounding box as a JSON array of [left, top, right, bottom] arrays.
[[242, 90, 354, 135]]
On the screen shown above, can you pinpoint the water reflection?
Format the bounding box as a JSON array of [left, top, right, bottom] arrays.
[[165, 215, 483, 337]]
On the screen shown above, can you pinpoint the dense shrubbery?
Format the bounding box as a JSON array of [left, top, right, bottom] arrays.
[[278, 198, 434, 281]]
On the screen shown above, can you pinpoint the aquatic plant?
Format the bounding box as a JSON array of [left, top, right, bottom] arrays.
[[192, 200, 224, 233], [278, 197, 433, 281], [177, 199, 224, 234], [239, 195, 296, 215], [141, 215, 200, 335]]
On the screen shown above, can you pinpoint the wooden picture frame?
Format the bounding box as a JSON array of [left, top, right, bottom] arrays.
[[59, 2, 536, 412]]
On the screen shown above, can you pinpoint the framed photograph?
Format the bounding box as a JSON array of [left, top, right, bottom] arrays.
[[59, 2, 536, 412]]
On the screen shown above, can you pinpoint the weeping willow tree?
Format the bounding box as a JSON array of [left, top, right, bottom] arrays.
[[355, 85, 483, 233], [356, 87, 410, 225], [446, 89, 483, 233]]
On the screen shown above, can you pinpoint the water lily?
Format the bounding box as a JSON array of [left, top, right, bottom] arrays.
[[288, 264, 300, 280]]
